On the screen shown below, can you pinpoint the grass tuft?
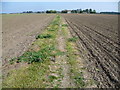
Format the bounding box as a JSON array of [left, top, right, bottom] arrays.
[[36, 34, 53, 39], [16, 45, 56, 64], [62, 24, 68, 27], [48, 29, 55, 31], [48, 75, 58, 82], [9, 58, 16, 64], [68, 36, 78, 42], [74, 75, 85, 87]]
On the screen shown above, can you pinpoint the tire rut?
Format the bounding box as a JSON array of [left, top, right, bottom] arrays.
[[65, 19, 120, 88]]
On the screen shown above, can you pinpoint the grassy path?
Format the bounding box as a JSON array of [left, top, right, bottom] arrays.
[[3, 15, 96, 88], [48, 17, 75, 88], [45, 16, 75, 88], [58, 20, 73, 87]]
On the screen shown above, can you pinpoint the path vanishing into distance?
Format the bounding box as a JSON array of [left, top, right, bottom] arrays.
[[2, 14, 120, 88]]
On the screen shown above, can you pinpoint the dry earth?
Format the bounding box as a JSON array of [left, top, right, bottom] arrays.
[[2, 14, 120, 88], [2, 14, 55, 65], [62, 14, 120, 88]]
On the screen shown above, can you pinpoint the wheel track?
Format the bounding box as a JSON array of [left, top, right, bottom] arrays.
[[65, 15, 118, 41], [65, 19, 120, 88], [71, 21, 120, 64]]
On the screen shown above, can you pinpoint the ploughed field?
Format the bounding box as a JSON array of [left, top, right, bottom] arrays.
[[2, 14, 55, 64], [62, 14, 120, 88]]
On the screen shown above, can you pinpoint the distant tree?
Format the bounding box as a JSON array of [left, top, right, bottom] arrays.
[[51, 10, 57, 13], [71, 10, 77, 13], [85, 9, 89, 13], [76, 9, 80, 13], [79, 9, 83, 13], [36, 11, 41, 13], [75, 10, 77, 13], [76, 9, 83, 13], [82, 10, 86, 12], [23, 11, 26, 13], [46, 10, 57, 13], [41, 11, 45, 13], [26, 11, 33, 13], [92, 10, 96, 13], [71, 10, 74, 13], [100, 12, 120, 14], [61, 10, 68, 13], [46, 10, 50, 13], [89, 9, 92, 13], [22, 11, 33, 13], [67, 8, 96, 14], [30, 11, 33, 13]]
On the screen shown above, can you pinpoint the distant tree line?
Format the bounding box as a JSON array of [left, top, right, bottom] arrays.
[[61, 10, 68, 13], [100, 12, 120, 14], [22, 9, 96, 14], [46, 10, 57, 13], [70, 9, 96, 13], [60, 9, 96, 13], [5, 10, 120, 15], [23, 11, 46, 13], [23, 11, 33, 13]]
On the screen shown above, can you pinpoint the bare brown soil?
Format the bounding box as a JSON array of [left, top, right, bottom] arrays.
[[62, 14, 120, 88], [2, 14, 55, 65]]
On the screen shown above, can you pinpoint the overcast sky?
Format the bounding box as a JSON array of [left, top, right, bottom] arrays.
[[1, 1, 119, 13]]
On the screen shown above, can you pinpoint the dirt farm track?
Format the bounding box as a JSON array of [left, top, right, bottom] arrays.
[[2, 14, 120, 88]]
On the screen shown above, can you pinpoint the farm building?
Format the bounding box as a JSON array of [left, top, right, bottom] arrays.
[[67, 10, 72, 13]]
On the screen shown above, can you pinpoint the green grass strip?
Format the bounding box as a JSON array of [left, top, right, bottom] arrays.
[[3, 15, 61, 88]]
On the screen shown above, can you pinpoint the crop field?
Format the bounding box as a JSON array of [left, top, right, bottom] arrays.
[[2, 14, 55, 64], [2, 14, 120, 88], [62, 14, 120, 88]]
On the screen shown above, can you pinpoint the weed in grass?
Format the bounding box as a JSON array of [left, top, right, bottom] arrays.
[[9, 58, 16, 64], [66, 37, 86, 87], [68, 36, 78, 42], [48, 29, 55, 31], [48, 75, 58, 82], [16, 45, 56, 64], [55, 51, 66, 56], [53, 84, 60, 88], [36, 34, 53, 39], [74, 75, 85, 88], [51, 21, 59, 26], [19, 51, 44, 64], [62, 24, 68, 27], [57, 79, 61, 82], [60, 74, 64, 79]]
